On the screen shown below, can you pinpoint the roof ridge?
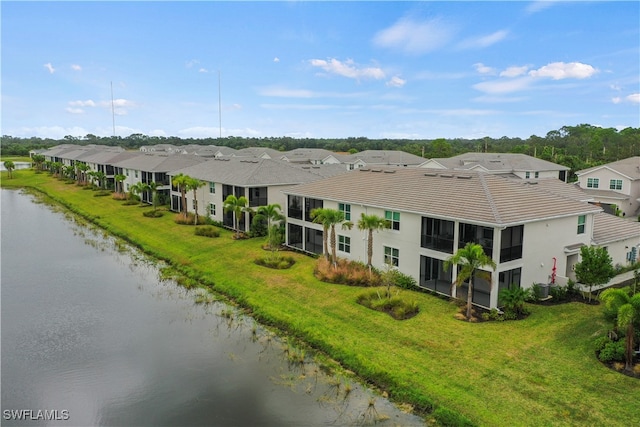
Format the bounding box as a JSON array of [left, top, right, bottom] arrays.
[[479, 174, 502, 224]]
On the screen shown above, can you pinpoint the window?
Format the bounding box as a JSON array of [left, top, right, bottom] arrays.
[[419, 256, 452, 295], [209, 203, 216, 216], [209, 182, 215, 194], [135, 170, 138, 178], [338, 235, 350, 253], [577, 215, 586, 234], [249, 187, 268, 207], [288, 224, 303, 250], [587, 178, 599, 188], [304, 198, 323, 222], [385, 211, 400, 231], [534, 171, 539, 178], [125, 169, 130, 177], [421, 217, 454, 253], [288, 195, 303, 220], [500, 225, 524, 262], [338, 203, 351, 221], [609, 179, 622, 190], [384, 246, 399, 267], [525, 172, 530, 179], [459, 223, 494, 258]]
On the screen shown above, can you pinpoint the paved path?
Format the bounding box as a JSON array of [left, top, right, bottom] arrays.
[[576, 269, 638, 293]]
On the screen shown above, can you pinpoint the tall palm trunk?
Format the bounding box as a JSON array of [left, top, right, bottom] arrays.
[[322, 225, 329, 260], [466, 278, 473, 320]]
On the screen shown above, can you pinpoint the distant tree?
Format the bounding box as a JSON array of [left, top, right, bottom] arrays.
[[3, 160, 15, 179], [575, 246, 616, 303], [445, 242, 497, 320]]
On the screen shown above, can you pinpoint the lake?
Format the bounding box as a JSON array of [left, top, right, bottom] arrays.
[[0, 189, 424, 427]]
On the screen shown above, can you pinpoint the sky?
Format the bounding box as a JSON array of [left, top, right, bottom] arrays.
[[2, 1, 639, 141]]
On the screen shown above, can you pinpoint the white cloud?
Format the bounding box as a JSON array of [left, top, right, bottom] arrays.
[[71, 64, 82, 71], [612, 97, 622, 104], [273, 57, 280, 63], [65, 108, 85, 114], [626, 93, 640, 104], [526, 1, 558, 15], [473, 77, 534, 94], [458, 30, 509, 49], [69, 100, 96, 107], [309, 58, 385, 80], [386, 76, 406, 88], [473, 63, 496, 75], [199, 68, 208, 73], [528, 62, 598, 80], [373, 17, 455, 55], [44, 63, 55, 74], [500, 66, 529, 78], [260, 87, 315, 98]]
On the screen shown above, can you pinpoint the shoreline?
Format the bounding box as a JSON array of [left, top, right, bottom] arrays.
[[2, 171, 639, 427]]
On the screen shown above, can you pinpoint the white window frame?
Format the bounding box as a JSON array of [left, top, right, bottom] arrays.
[[384, 246, 399, 267]]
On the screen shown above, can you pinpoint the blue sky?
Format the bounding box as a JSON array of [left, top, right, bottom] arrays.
[[2, 1, 639, 140]]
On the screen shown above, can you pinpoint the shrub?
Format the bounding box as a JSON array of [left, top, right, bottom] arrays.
[[356, 289, 419, 320], [195, 226, 221, 238], [143, 210, 164, 218], [314, 258, 382, 287], [598, 340, 625, 363], [394, 271, 419, 290], [499, 285, 529, 317], [254, 255, 295, 269], [549, 285, 568, 301], [526, 284, 542, 302], [174, 212, 196, 225], [432, 406, 476, 427]]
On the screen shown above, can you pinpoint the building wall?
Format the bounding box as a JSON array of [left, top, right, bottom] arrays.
[[578, 168, 638, 216]]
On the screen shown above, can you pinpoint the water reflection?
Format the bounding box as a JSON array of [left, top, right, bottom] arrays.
[[1, 189, 425, 427]]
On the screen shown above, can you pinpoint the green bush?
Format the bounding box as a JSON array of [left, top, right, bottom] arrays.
[[356, 289, 419, 320], [432, 406, 476, 427], [598, 340, 625, 363], [549, 285, 568, 301], [394, 271, 418, 290], [195, 226, 221, 238], [142, 210, 164, 218], [254, 255, 295, 269]]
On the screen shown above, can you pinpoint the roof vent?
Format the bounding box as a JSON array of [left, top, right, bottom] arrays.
[[439, 174, 453, 178], [359, 168, 370, 172], [456, 175, 472, 179], [424, 172, 437, 177], [383, 170, 396, 174], [371, 168, 382, 172]]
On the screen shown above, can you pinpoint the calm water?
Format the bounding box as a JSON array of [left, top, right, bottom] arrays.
[[1, 189, 424, 427]]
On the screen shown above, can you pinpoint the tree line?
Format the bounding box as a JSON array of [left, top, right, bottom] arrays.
[[2, 124, 639, 180]]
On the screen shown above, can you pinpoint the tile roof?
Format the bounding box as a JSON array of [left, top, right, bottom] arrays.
[[284, 168, 602, 226], [169, 158, 348, 187], [576, 156, 640, 180], [592, 212, 640, 245], [514, 178, 592, 202], [344, 150, 426, 165], [425, 153, 569, 172], [112, 153, 208, 172]]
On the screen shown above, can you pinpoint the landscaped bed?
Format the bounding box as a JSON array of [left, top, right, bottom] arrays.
[[2, 169, 639, 427]]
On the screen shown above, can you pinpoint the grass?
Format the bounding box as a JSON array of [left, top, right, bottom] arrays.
[[3, 170, 639, 426]]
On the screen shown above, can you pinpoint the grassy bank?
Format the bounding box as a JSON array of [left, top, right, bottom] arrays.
[[3, 170, 639, 426]]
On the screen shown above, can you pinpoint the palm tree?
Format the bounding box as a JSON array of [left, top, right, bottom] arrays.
[[129, 182, 145, 205], [600, 287, 640, 371], [76, 163, 90, 185], [310, 208, 334, 261], [146, 181, 159, 212], [31, 154, 45, 170], [114, 174, 126, 196], [254, 204, 284, 250], [186, 177, 206, 225], [357, 213, 390, 272], [94, 171, 107, 189], [223, 194, 249, 239], [171, 173, 190, 219], [445, 242, 497, 320], [3, 160, 15, 179], [62, 164, 75, 180], [51, 161, 63, 177], [312, 208, 352, 268]]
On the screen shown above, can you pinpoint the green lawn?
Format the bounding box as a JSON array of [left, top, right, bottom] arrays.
[[3, 170, 639, 426]]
